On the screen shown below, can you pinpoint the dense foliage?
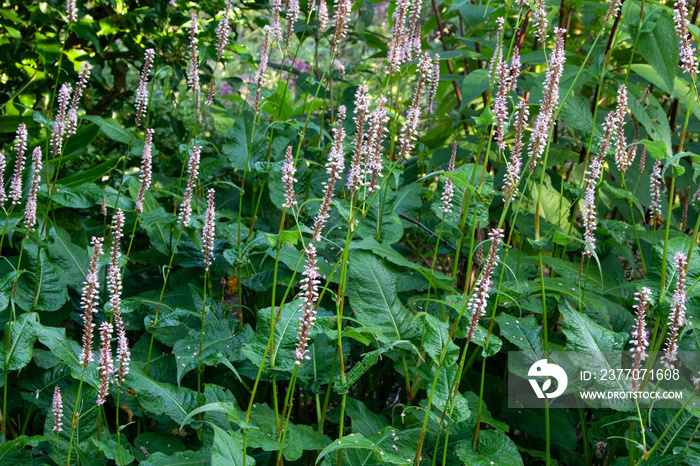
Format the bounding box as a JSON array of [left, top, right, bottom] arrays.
[[1, 0, 700, 464]]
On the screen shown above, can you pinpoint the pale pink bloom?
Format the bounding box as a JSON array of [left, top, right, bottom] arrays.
[[673, 0, 698, 76], [293, 243, 321, 364], [318, 0, 328, 31], [97, 322, 114, 405], [364, 97, 389, 193], [387, 0, 410, 75], [311, 106, 346, 243], [10, 123, 28, 205], [533, 0, 549, 43], [427, 54, 440, 114], [79, 236, 104, 367], [108, 210, 129, 385], [66, 62, 91, 136], [179, 146, 201, 228], [135, 49, 156, 126], [52, 386, 64, 433], [613, 86, 633, 174], [405, 0, 422, 61], [203, 189, 216, 272], [489, 17, 505, 81], [503, 101, 529, 203], [693, 183, 700, 204], [271, 0, 283, 41], [24, 147, 42, 231], [603, 0, 622, 26], [282, 146, 298, 208], [662, 253, 689, 369], [187, 13, 201, 116], [348, 82, 370, 195], [66, 0, 77, 23], [254, 26, 273, 115], [215, 0, 233, 62], [466, 228, 504, 340], [0, 152, 5, 205], [135, 129, 154, 214], [286, 0, 300, 47], [493, 47, 521, 149], [439, 142, 457, 216], [399, 53, 433, 159], [331, 0, 353, 55], [528, 28, 566, 173], [630, 287, 651, 390], [51, 84, 72, 157]]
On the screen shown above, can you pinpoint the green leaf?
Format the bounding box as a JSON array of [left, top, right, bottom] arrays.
[[455, 430, 524, 466], [209, 424, 254, 466], [421, 314, 459, 366], [345, 398, 391, 438], [347, 251, 417, 343], [140, 451, 208, 466], [172, 320, 251, 385], [47, 226, 89, 291], [179, 402, 253, 430], [125, 368, 198, 426], [0, 435, 52, 464], [559, 301, 628, 351], [316, 432, 407, 464], [636, 9, 678, 92], [496, 314, 543, 352], [351, 237, 455, 293], [15, 242, 69, 312], [92, 435, 135, 465], [82, 115, 133, 144], [0, 313, 38, 384], [34, 322, 99, 388], [559, 95, 593, 133], [333, 346, 394, 395]]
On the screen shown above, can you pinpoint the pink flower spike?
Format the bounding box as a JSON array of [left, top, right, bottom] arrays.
[[282, 146, 298, 208], [10, 123, 28, 205], [179, 146, 202, 229], [52, 386, 64, 433], [97, 322, 114, 406], [79, 236, 104, 367], [24, 147, 42, 231], [135, 129, 154, 214], [203, 189, 216, 272]]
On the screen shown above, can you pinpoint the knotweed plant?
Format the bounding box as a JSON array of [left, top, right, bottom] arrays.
[[3, 3, 700, 466]]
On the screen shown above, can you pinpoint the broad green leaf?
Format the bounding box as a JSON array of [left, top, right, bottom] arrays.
[[455, 430, 524, 466], [0, 313, 38, 384], [316, 432, 407, 464], [125, 368, 198, 426], [92, 435, 136, 465], [559, 301, 628, 351], [636, 9, 678, 92], [15, 242, 69, 312], [82, 115, 133, 144], [0, 435, 52, 464], [34, 322, 99, 388], [179, 401, 253, 430], [333, 346, 394, 395], [496, 314, 543, 352], [345, 398, 392, 438], [559, 95, 594, 133], [47, 226, 88, 291], [209, 424, 254, 466], [351, 237, 455, 293], [172, 320, 251, 385], [421, 314, 459, 366], [347, 251, 417, 343], [140, 451, 208, 466]]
